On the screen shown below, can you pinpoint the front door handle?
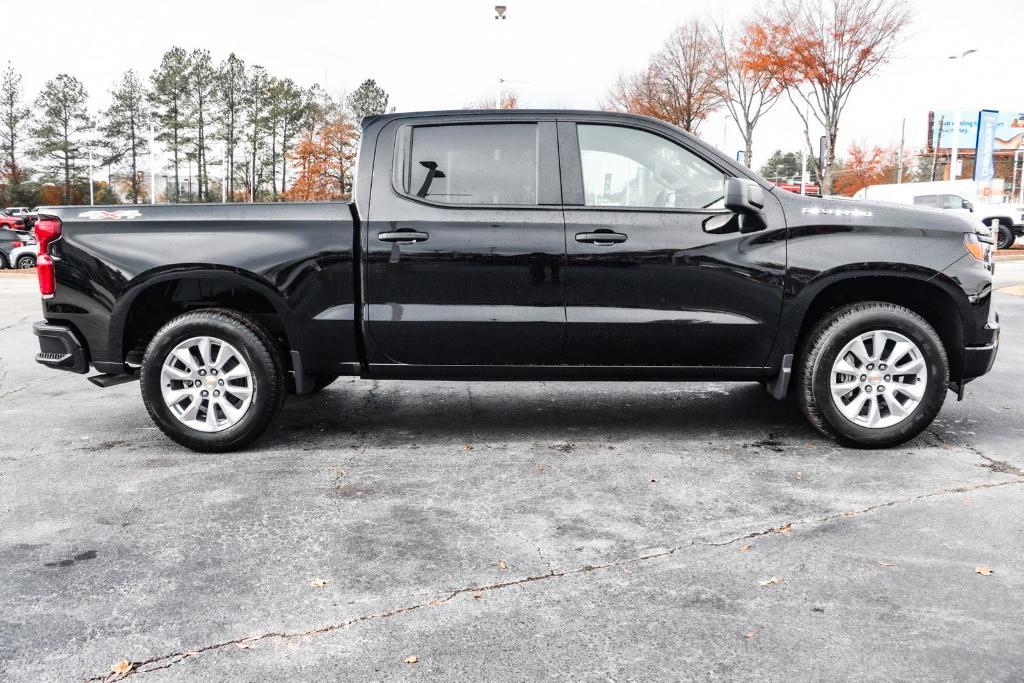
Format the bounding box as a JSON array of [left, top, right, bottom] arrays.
[[378, 231, 429, 244], [575, 231, 627, 246]]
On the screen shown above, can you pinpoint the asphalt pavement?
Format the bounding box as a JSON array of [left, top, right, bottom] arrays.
[[2, 266, 1024, 681]]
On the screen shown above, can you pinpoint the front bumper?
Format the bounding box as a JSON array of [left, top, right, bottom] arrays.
[[34, 322, 89, 374]]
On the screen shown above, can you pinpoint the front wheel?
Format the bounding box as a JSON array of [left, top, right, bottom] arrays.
[[140, 309, 286, 452], [997, 224, 1016, 250], [796, 302, 948, 448]]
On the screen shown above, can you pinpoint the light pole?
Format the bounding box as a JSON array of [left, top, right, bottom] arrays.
[[494, 5, 508, 107], [947, 49, 977, 181]]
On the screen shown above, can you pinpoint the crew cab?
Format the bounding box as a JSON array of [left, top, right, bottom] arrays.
[[30, 110, 999, 452]]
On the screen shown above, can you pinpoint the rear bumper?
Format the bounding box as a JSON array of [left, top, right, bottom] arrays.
[[34, 322, 89, 374]]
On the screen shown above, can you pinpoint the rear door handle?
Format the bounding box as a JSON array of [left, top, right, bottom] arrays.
[[575, 231, 627, 245], [378, 231, 429, 244]]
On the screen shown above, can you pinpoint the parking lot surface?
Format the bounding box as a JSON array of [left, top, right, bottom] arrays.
[[2, 266, 1024, 680]]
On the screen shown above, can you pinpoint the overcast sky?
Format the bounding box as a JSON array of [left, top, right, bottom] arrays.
[[3, 0, 1021, 169]]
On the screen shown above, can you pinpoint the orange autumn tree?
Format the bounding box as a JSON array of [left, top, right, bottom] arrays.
[[833, 143, 895, 196], [743, 0, 911, 194], [283, 116, 358, 201]]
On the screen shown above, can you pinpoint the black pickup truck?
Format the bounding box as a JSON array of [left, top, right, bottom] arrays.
[[31, 109, 999, 452]]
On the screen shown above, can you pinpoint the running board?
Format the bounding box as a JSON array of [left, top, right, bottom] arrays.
[[87, 373, 139, 388]]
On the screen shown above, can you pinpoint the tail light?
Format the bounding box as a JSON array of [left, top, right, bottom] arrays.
[[11, 240, 23, 248], [33, 217, 61, 299]]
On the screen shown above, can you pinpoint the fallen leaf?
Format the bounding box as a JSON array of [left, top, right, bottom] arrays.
[[111, 660, 133, 675], [842, 511, 856, 517], [744, 629, 757, 640], [878, 561, 895, 568], [497, 559, 509, 571], [737, 544, 753, 552], [310, 577, 332, 588], [404, 655, 419, 665], [236, 642, 252, 650], [758, 576, 784, 587], [428, 598, 445, 606], [473, 590, 485, 600], [795, 471, 802, 480], [975, 566, 994, 576], [463, 444, 474, 451], [773, 523, 793, 534]]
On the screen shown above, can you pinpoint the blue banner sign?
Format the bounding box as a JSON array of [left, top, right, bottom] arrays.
[[974, 110, 998, 181]]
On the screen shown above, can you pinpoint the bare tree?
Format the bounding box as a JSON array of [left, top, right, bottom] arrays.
[[605, 19, 719, 134], [653, 19, 720, 133], [746, 0, 912, 193], [711, 21, 783, 167]]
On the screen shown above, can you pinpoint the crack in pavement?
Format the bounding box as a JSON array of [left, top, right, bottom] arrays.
[[90, 476, 1024, 681], [927, 428, 1024, 478]]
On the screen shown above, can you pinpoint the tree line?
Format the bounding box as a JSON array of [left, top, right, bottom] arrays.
[[0, 51, 391, 207], [605, 0, 911, 195]]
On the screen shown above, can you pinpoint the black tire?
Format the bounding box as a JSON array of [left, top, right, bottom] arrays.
[[796, 302, 948, 448], [16, 254, 35, 269], [0, 254, 8, 269], [140, 308, 286, 452], [997, 224, 1016, 250]]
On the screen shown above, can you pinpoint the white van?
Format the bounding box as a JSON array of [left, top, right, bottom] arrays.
[[852, 181, 1024, 249]]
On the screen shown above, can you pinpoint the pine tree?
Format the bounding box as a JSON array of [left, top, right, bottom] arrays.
[[102, 70, 150, 203], [0, 63, 32, 196], [31, 74, 92, 204], [346, 79, 389, 121], [216, 53, 247, 201], [150, 47, 192, 202], [187, 50, 216, 201]]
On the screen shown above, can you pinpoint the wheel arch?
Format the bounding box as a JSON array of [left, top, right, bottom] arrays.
[[779, 269, 968, 382], [111, 266, 298, 370]]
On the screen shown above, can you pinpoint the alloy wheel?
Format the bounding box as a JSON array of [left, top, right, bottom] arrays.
[[829, 329, 927, 429], [159, 336, 255, 433]]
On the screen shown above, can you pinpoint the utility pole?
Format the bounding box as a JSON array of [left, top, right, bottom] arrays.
[[896, 118, 906, 184], [88, 148, 95, 206], [149, 121, 157, 203]]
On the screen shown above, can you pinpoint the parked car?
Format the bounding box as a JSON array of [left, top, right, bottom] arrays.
[[852, 181, 1024, 249], [0, 212, 26, 231], [0, 229, 35, 268], [30, 109, 998, 452], [5, 207, 38, 230], [9, 243, 37, 269]]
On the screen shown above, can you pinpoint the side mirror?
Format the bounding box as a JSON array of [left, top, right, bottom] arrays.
[[724, 178, 767, 233], [963, 199, 974, 212]]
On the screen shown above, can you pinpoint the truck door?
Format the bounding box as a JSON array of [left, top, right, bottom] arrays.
[[364, 118, 565, 367], [558, 119, 786, 368]]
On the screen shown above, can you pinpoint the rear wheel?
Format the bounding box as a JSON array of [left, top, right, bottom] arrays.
[[796, 302, 948, 447], [997, 223, 1016, 250], [16, 254, 35, 269], [140, 309, 285, 452]]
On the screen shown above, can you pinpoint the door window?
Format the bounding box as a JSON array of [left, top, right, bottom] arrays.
[[403, 124, 538, 205], [577, 124, 726, 210]]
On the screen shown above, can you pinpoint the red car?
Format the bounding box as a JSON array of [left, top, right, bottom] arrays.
[[0, 213, 26, 230]]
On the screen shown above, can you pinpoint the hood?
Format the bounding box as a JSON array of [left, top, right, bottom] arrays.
[[773, 190, 979, 235]]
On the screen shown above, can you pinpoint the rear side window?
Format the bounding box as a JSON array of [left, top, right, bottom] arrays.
[[403, 124, 538, 205]]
